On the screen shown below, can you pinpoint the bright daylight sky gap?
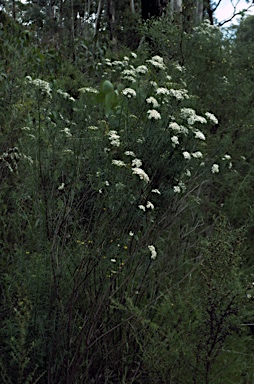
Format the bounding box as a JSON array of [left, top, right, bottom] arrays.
[[215, 0, 254, 25]]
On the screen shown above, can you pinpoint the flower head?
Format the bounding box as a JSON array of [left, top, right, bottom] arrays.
[[205, 112, 218, 125], [211, 163, 219, 173], [136, 65, 148, 74], [112, 160, 126, 167], [122, 88, 136, 98], [148, 245, 157, 260], [171, 136, 179, 146], [132, 158, 142, 168], [194, 130, 206, 141], [132, 167, 150, 183], [147, 109, 161, 120], [183, 151, 191, 160], [146, 96, 160, 108], [192, 151, 203, 159]]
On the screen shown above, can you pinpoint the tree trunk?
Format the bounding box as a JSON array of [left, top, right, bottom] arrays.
[[171, 0, 182, 14], [94, 0, 104, 37], [130, 0, 135, 14], [196, 0, 203, 24]]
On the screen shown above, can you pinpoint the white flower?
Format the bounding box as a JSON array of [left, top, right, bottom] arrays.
[[112, 60, 125, 67], [124, 151, 136, 157], [185, 169, 191, 177], [205, 112, 218, 125], [108, 130, 120, 147], [146, 96, 160, 108], [195, 115, 207, 124], [88, 126, 99, 130], [146, 201, 154, 210], [222, 154, 231, 160], [105, 180, 109, 186], [156, 87, 170, 95], [183, 151, 191, 160], [192, 151, 203, 158], [132, 167, 150, 183], [211, 163, 219, 173], [61, 128, 72, 137], [132, 158, 142, 168], [180, 108, 206, 125], [147, 109, 161, 120], [194, 130, 206, 140], [131, 52, 137, 59], [169, 122, 181, 133], [123, 75, 136, 83], [138, 205, 146, 211], [122, 88, 136, 98], [136, 65, 148, 74], [78, 87, 99, 94], [58, 182, 65, 190], [122, 69, 136, 78], [129, 231, 134, 236], [148, 245, 157, 260], [29, 78, 52, 97], [152, 55, 164, 63], [111, 258, 116, 263], [171, 136, 179, 145], [174, 63, 185, 72], [57, 89, 75, 101], [173, 186, 181, 193], [112, 160, 126, 167], [169, 89, 189, 100], [147, 56, 165, 69], [152, 189, 161, 194], [150, 81, 158, 88]]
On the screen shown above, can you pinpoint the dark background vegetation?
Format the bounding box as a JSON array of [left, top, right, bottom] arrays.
[[1, 0, 254, 382]]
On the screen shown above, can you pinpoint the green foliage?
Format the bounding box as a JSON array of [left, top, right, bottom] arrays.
[[2, 8, 254, 384]]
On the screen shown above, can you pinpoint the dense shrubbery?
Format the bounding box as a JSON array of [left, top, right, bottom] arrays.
[[1, 11, 254, 383]]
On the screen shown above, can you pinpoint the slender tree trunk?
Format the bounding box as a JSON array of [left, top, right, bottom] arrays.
[[171, 0, 182, 14], [94, 0, 104, 37], [130, 0, 135, 14], [196, 0, 203, 24]]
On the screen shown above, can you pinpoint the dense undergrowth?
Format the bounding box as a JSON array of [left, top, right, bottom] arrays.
[[1, 10, 254, 383]]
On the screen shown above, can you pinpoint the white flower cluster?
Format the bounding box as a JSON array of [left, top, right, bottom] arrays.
[[205, 112, 218, 125], [132, 166, 150, 183], [169, 122, 188, 135], [122, 88, 136, 98], [147, 55, 165, 70], [136, 65, 148, 74], [57, 89, 75, 101], [169, 88, 189, 100], [26, 76, 52, 97], [147, 109, 161, 120], [61, 127, 72, 138], [211, 163, 219, 173], [148, 245, 157, 260], [146, 96, 160, 108], [112, 159, 126, 167], [108, 130, 120, 147], [180, 108, 207, 125], [78, 86, 99, 94]]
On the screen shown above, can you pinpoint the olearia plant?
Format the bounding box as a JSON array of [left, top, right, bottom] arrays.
[[1, 47, 248, 384]]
